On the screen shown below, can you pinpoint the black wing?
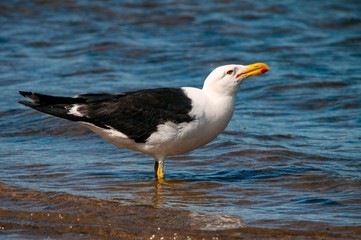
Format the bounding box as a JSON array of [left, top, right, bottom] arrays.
[[19, 88, 194, 143]]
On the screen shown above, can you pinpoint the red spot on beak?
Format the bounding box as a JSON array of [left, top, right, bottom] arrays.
[[261, 68, 269, 74]]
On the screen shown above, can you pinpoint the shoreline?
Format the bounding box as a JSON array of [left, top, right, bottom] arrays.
[[0, 182, 359, 239]]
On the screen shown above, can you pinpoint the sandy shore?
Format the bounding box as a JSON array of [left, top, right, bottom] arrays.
[[0, 182, 359, 239]]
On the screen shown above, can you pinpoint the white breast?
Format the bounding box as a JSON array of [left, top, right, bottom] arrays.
[[144, 87, 236, 157]]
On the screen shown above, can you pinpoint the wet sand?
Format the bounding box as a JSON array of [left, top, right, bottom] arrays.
[[1, 0, 361, 239], [1, 182, 359, 239]]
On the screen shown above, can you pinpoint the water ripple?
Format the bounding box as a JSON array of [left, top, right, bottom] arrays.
[[0, 0, 360, 237]]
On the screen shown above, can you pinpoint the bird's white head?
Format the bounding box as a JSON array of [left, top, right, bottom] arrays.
[[203, 62, 270, 96]]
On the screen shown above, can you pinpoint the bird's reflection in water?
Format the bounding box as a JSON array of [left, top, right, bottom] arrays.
[[151, 178, 189, 208]]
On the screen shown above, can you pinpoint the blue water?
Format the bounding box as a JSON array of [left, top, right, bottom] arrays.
[[1, 0, 360, 234]]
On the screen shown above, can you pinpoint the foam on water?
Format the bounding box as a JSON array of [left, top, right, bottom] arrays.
[[0, 0, 360, 238]]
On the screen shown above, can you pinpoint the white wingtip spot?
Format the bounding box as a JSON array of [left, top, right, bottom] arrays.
[[68, 104, 84, 117]]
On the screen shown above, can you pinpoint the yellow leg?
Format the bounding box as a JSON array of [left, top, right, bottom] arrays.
[[154, 160, 164, 179]]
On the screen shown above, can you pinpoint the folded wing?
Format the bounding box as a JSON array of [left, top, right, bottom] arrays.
[[19, 88, 194, 143]]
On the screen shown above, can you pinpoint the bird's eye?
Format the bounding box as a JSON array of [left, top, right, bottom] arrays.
[[226, 70, 234, 75]]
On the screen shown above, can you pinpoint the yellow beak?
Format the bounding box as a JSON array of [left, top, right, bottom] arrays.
[[236, 62, 270, 78]]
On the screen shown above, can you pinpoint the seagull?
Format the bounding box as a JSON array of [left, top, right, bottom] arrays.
[[19, 62, 269, 179]]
